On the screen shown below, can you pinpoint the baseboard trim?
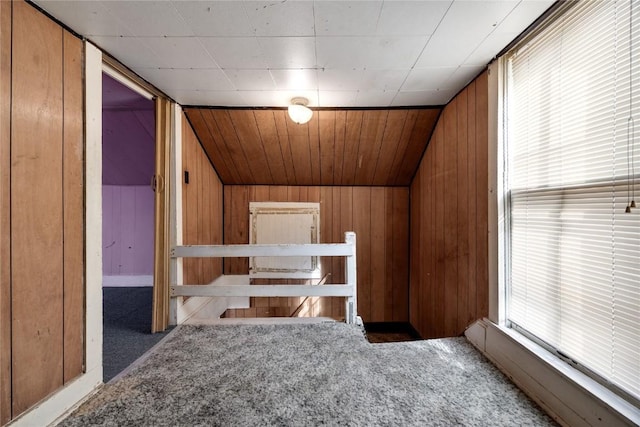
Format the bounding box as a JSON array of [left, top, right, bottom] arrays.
[[465, 319, 640, 427], [103, 275, 153, 287], [9, 367, 102, 427]]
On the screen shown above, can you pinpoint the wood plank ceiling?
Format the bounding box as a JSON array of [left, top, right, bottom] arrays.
[[184, 108, 440, 186]]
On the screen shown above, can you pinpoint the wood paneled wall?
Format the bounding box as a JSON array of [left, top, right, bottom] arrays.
[[409, 72, 489, 339], [0, 2, 84, 423], [223, 186, 409, 323], [182, 114, 224, 285], [185, 108, 440, 186]]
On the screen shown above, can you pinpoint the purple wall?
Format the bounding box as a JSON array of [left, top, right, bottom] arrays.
[[102, 74, 156, 279], [102, 185, 155, 276], [102, 74, 155, 186]]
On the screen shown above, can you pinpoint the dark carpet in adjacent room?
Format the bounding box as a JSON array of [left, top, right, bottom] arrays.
[[64, 322, 556, 426], [103, 287, 172, 382]]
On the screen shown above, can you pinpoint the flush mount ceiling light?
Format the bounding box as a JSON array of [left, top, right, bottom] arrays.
[[288, 97, 313, 124]]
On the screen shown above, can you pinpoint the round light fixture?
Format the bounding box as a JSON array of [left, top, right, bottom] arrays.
[[288, 97, 313, 124]]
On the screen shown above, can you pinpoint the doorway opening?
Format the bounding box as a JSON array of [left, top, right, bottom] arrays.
[[101, 72, 167, 381]]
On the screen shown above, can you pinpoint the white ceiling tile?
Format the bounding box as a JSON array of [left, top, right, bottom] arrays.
[[314, 1, 382, 36], [270, 69, 318, 91], [89, 36, 159, 68], [360, 70, 410, 91], [258, 37, 317, 69], [317, 69, 364, 91], [316, 36, 428, 69], [135, 68, 234, 92], [171, 90, 246, 107], [36, 1, 132, 36], [239, 90, 319, 107], [143, 37, 218, 69], [319, 91, 359, 107], [354, 91, 397, 107], [497, 0, 556, 34], [414, 1, 518, 67], [200, 37, 267, 69], [445, 66, 485, 89], [376, 1, 453, 36], [33, 0, 551, 108], [392, 89, 457, 106], [172, 1, 254, 37], [464, 31, 519, 66], [102, 1, 192, 37], [224, 70, 276, 91], [243, 1, 315, 36], [402, 67, 457, 91]]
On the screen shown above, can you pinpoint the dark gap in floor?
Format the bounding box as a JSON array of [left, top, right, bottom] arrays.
[[364, 322, 421, 343], [103, 286, 173, 382]]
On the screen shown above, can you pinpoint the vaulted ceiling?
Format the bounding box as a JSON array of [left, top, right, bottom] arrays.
[[185, 107, 440, 186]]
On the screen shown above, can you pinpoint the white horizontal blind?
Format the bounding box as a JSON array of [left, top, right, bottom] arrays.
[[506, 0, 640, 400]]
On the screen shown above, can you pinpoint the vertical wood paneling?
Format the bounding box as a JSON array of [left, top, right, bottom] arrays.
[[272, 110, 297, 185], [373, 110, 406, 185], [62, 31, 84, 384], [318, 111, 335, 185], [369, 187, 386, 321], [409, 166, 421, 328], [333, 111, 347, 185], [331, 186, 343, 317], [409, 71, 489, 339], [287, 119, 313, 185], [229, 111, 273, 184], [475, 72, 489, 318], [185, 108, 439, 186], [466, 80, 478, 326], [355, 111, 387, 184], [11, 2, 64, 414], [388, 110, 419, 185], [392, 188, 409, 321], [456, 88, 470, 333], [1, 4, 85, 421], [181, 114, 223, 285], [188, 110, 238, 184], [307, 115, 322, 185], [342, 111, 363, 185], [0, 1, 12, 423], [396, 110, 441, 185], [182, 121, 198, 285], [253, 111, 288, 184], [223, 185, 409, 323], [442, 99, 458, 337], [212, 111, 255, 183]]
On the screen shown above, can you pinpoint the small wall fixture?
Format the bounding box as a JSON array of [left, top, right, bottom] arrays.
[[288, 97, 313, 124]]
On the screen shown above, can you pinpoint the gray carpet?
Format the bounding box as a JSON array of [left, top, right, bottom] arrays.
[[103, 287, 172, 382], [60, 323, 556, 426]]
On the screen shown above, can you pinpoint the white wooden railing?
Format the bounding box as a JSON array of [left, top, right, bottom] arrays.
[[170, 232, 358, 324]]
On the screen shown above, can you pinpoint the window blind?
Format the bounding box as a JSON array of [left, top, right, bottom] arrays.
[[505, 0, 640, 401]]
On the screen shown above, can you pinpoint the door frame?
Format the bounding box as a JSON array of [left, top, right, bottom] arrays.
[[102, 58, 172, 332]]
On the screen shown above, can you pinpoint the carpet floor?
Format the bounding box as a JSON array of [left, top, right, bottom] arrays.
[[103, 287, 172, 382], [61, 322, 556, 426]]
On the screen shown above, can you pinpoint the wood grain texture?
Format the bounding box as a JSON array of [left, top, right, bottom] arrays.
[[222, 185, 409, 323], [409, 71, 489, 339], [182, 114, 223, 285], [184, 108, 440, 186], [62, 30, 84, 384], [152, 97, 171, 332], [11, 2, 64, 414], [0, 1, 12, 423]]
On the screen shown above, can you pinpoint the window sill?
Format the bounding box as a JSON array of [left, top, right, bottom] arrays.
[[465, 319, 640, 427]]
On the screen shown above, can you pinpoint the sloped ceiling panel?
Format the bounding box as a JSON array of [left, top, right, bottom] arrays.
[[184, 108, 440, 186]]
